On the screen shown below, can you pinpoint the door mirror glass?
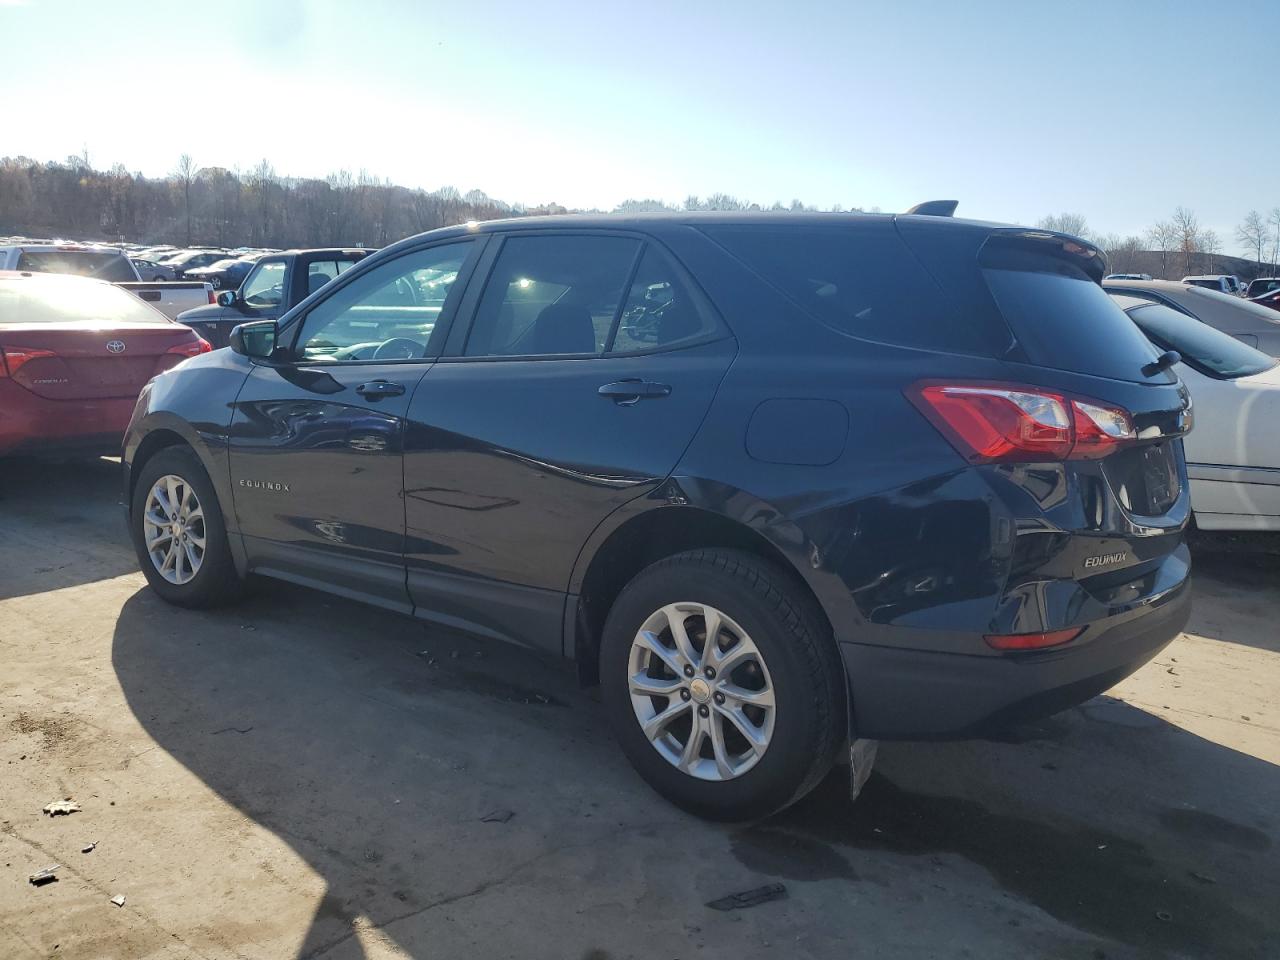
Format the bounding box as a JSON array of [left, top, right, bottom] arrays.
[[217, 289, 236, 307], [229, 320, 278, 359]]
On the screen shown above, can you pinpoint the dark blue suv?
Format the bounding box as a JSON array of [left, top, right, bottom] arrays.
[[123, 207, 1193, 820]]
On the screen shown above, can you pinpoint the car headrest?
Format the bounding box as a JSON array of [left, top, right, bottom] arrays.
[[533, 304, 596, 355], [307, 273, 331, 297]]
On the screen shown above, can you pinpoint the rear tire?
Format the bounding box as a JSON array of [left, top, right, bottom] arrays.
[[600, 549, 845, 821], [130, 446, 243, 608]]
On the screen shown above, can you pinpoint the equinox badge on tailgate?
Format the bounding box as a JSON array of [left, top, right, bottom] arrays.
[[1083, 552, 1128, 569]]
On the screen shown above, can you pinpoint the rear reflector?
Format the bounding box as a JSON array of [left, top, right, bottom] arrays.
[[985, 627, 1083, 651], [0, 346, 57, 378], [165, 338, 213, 358], [908, 382, 1137, 463]]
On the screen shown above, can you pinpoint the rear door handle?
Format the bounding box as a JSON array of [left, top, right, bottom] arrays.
[[356, 380, 406, 400], [597, 380, 672, 405]]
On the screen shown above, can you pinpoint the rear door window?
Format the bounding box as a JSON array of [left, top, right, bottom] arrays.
[[463, 235, 640, 357], [702, 223, 1006, 355], [981, 242, 1166, 383]]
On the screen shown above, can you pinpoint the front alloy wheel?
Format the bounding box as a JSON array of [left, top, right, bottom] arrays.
[[142, 474, 206, 584], [629, 602, 776, 780]]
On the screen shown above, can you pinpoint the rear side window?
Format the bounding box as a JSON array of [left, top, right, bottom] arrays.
[[16, 250, 137, 283], [1127, 303, 1276, 380], [982, 244, 1164, 383], [702, 224, 1003, 355], [608, 246, 717, 354]]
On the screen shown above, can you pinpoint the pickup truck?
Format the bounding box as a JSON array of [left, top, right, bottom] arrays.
[[175, 248, 373, 348], [0, 244, 215, 321]]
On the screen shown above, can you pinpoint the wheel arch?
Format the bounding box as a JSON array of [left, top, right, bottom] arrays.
[[568, 487, 845, 687]]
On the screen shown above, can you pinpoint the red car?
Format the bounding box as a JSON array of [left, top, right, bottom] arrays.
[[0, 271, 211, 457]]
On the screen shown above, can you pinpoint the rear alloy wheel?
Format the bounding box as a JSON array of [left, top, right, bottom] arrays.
[[628, 602, 776, 781], [130, 446, 243, 608], [602, 549, 845, 821]]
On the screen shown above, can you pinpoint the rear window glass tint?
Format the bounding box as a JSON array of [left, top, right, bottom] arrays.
[[1128, 303, 1276, 380], [702, 224, 1007, 355], [16, 250, 137, 282], [981, 246, 1164, 383], [0, 278, 169, 324]]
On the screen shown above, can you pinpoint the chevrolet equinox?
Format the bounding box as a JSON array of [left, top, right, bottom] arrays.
[[123, 206, 1194, 820]]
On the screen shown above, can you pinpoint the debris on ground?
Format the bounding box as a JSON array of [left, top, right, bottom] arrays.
[[1189, 871, 1217, 884], [81, 841, 97, 854], [1155, 910, 1173, 922], [110, 895, 126, 907], [29, 865, 60, 886], [706, 883, 788, 911], [42, 799, 80, 816], [211, 726, 253, 735], [480, 809, 514, 823]]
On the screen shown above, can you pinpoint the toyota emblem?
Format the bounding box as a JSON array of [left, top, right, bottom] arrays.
[[106, 340, 126, 354]]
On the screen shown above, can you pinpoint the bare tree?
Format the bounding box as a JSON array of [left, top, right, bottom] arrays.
[[1146, 220, 1178, 279], [174, 154, 200, 246], [1037, 212, 1090, 239], [1238, 210, 1269, 271], [1170, 207, 1204, 278]]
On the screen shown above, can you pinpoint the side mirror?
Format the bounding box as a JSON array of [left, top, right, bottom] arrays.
[[229, 320, 279, 360], [217, 290, 237, 307]]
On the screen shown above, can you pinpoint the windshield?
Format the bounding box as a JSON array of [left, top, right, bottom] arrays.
[[1126, 302, 1277, 379], [0, 277, 171, 325], [16, 250, 137, 282]]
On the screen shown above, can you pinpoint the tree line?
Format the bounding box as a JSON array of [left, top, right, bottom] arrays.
[[1038, 208, 1280, 280], [0, 153, 568, 249], [0, 154, 871, 249]]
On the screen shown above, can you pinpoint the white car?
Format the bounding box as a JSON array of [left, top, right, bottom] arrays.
[[1102, 279, 1280, 356], [1112, 293, 1280, 531]]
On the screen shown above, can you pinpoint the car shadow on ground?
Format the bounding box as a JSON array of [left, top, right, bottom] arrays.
[[0, 456, 138, 600], [110, 577, 1279, 959]]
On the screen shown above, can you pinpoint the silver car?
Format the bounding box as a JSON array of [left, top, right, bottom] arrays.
[[1102, 279, 1280, 356]]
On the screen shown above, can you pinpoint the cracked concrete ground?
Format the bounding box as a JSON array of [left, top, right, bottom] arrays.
[[1, 456, 1277, 959]]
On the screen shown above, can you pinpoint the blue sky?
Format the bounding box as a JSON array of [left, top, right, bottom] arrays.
[[3, 0, 1276, 245]]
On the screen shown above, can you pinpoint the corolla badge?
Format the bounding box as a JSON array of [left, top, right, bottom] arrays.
[[106, 340, 126, 354]]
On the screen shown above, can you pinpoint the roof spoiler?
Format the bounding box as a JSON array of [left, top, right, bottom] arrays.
[[904, 200, 958, 217]]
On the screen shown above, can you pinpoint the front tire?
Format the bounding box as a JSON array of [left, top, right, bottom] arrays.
[[130, 446, 243, 608], [600, 549, 845, 821]]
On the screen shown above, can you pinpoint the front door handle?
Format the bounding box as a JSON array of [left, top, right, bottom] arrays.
[[356, 380, 406, 400], [597, 379, 672, 405]]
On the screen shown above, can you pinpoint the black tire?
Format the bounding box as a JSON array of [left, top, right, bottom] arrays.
[[600, 549, 845, 822], [130, 445, 243, 608]]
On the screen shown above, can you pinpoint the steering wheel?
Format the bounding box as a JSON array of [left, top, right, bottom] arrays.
[[371, 337, 424, 361]]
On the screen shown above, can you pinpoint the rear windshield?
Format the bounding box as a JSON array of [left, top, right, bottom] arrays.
[[17, 250, 137, 282], [703, 224, 1008, 355], [981, 245, 1165, 383], [1127, 303, 1276, 379], [0, 278, 169, 325]]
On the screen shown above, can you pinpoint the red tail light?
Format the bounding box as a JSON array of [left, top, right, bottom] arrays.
[[985, 627, 1083, 651], [0, 346, 57, 378], [908, 382, 1136, 464], [166, 337, 213, 358], [207, 289, 216, 304]]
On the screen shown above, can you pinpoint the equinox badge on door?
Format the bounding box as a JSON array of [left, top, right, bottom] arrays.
[[239, 479, 291, 492]]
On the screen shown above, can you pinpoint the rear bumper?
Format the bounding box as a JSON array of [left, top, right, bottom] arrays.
[[0, 381, 134, 457], [840, 561, 1192, 739]]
